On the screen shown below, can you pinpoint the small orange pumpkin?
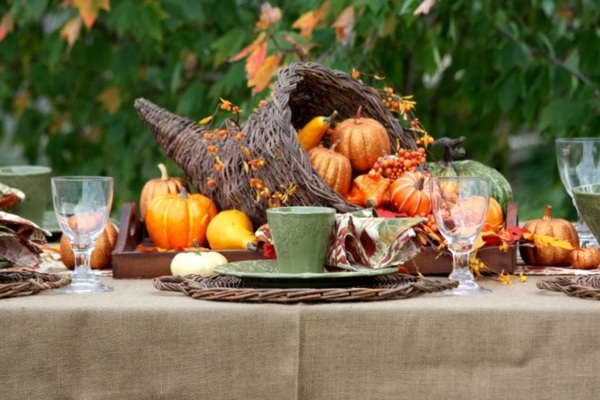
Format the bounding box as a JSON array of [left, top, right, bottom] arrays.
[[60, 221, 119, 270], [330, 107, 391, 172], [145, 187, 212, 249], [346, 173, 391, 208], [389, 171, 432, 217], [309, 143, 352, 196], [570, 248, 600, 270], [519, 205, 579, 266], [140, 163, 189, 221]]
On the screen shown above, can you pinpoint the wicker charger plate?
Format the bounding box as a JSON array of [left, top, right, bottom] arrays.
[[0, 270, 71, 299], [153, 273, 458, 303], [537, 275, 600, 300]]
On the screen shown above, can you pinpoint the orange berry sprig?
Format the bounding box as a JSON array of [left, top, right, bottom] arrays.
[[370, 147, 427, 180]]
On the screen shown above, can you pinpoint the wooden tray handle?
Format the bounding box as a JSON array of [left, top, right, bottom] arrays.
[[114, 202, 144, 252]]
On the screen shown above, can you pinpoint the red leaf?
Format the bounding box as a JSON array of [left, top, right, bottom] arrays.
[[263, 242, 276, 259]]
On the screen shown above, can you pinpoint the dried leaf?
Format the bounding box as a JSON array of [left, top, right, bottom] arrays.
[[198, 116, 213, 125], [97, 86, 121, 113], [73, 0, 111, 29], [229, 32, 267, 62], [0, 12, 15, 42], [60, 16, 83, 51], [246, 42, 267, 81], [414, 0, 437, 16], [525, 233, 575, 251], [292, 3, 328, 38], [332, 6, 354, 45], [0, 212, 50, 267], [256, 2, 282, 30], [248, 53, 282, 95]]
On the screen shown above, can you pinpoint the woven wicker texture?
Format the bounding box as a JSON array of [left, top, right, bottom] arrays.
[[153, 273, 457, 303], [135, 62, 418, 227], [537, 275, 600, 300], [0, 270, 71, 299]]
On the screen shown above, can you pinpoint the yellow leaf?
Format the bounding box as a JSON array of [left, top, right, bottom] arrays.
[[60, 17, 83, 51], [246, 42, 267, 81], [0, 12, 15, 42], [73, 0, 110, 29], [97, 86, 121, 113], [256, 2, 282, 30], [499, 271, 512, 285], [229, 32, 267, 63], [198, 116, 213, 125], [248, 53, 282, 94], [332, 6, 354, 45], [519, 272, 527, 283], [531, 233, 575, 251]]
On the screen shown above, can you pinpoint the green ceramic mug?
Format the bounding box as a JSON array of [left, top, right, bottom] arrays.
[[266, 206, 336, 274], [0, 165, 52, 226]]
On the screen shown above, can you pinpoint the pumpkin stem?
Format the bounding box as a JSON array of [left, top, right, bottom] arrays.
[[432, 137, 467, 166], [329, 139, 342, 152], [192, 239, 203, 255], [354, 106, 363, 123], [178, 186, 189, 199], [158, 163, 169, 180], [542, 204, 553, 220], [414, 176, 425, 191]]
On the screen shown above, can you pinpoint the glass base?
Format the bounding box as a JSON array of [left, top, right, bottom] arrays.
[[444, 280, 492, 296], [53, 282, 113, 294]]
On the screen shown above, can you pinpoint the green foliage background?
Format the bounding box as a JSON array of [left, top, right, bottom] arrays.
[[1, 0, 599, 221]]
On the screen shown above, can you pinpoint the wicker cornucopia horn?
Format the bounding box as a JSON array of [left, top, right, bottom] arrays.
[[135, 62, 418, 227]]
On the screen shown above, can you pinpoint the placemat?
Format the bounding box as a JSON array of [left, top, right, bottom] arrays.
[[0, 270, 71, 299], [537, 275, 600, 300], [153, 273, 458, 303]]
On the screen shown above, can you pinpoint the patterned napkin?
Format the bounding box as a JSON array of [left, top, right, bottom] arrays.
[[255, 210, 423, 272]]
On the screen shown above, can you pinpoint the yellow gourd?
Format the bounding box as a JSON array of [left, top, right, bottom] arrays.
[[297, 110, 338, 151], [206, 209, 258, 250]]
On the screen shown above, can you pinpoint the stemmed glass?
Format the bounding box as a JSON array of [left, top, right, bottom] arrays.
[[555, 138, 600, 248], [430, 176, 492, 295], [52, 176, 114, 293]]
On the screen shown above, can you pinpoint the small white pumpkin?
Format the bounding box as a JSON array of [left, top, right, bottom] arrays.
[[170, 250, 228, 277]]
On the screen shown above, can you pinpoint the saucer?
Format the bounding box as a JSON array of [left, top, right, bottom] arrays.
[[214, 259, 399, 288]]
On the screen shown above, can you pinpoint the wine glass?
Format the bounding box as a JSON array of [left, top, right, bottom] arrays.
[[430, 176, 492, 295], [52, 176, 114, 293], [555, 138, 600, 248]]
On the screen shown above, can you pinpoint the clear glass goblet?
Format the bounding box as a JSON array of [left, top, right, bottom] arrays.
[[51, 176, 114, 293], [555, 138, 600, 248], [430, 176, 492, 295]]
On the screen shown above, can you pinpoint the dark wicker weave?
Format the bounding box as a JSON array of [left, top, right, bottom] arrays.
[[135, 62, 417, 227], [153, 274, 457, 303], [537, 275, 600, 300], [0, 270, 71, 299]]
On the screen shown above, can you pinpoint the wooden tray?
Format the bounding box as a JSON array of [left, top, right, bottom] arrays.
[[111, 202, 518, 279], [111, 203, 266, 279]]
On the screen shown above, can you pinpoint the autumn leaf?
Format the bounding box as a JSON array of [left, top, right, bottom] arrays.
[[72, 0, 111, 29], [248, 53, 282, 94], [292, 2, 328, 38], [256, 2, 282, 30], [524, 233, 575, 251], [281, 34, 313, 57], [246, 42, 267, 81], [97, 86, 121, 113], [414, 0, 437, 16], [229, 32, 267, 63], [0, 12, 15, 42], [60, 16, 83, 51], [332, 6, 354, 45]]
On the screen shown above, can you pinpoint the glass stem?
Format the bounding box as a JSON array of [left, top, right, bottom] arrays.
[[71, 243, 97, 284], [449, 249, 475, 283]]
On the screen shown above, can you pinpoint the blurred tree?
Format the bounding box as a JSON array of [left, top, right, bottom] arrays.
[[0, 0, 598, 220]]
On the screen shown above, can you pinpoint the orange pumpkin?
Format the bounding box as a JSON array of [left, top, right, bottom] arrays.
[[570, 248, 600, 270], [389, 171, 432, 217], [145, 187, 212, 249], [140, 163, 189, 221], [483, 197, 504, 230], [60, 221, 119, 270], [346, 173, 391, 208], [309, 144, 353, 196], [330, 107, 391, 172]]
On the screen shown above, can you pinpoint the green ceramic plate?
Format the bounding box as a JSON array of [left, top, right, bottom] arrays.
[[215, 260, 399, 288]]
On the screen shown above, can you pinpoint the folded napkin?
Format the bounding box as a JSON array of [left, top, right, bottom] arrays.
[[255, 210, 423, 272]]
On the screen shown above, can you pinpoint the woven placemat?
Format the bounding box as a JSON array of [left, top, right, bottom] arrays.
[[537, 275, 600, 300], [0, 270, 71, 299], [153, 274, 458, 303]]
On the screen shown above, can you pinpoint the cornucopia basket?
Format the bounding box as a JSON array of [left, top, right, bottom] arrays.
[[135, 61, 418, 227]]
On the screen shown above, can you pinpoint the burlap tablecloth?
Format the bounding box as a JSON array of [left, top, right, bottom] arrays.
[[1, 276, 599, 400]]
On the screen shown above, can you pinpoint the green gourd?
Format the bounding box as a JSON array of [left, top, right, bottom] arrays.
[[427, 137, 513, 212]]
